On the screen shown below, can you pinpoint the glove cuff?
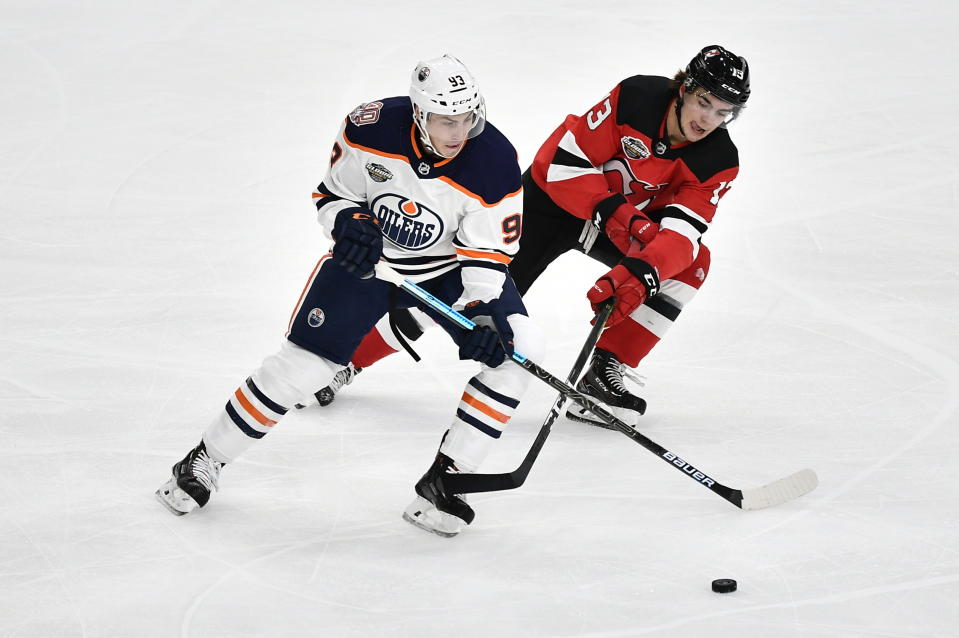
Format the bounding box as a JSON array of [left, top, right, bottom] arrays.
[[621, 257, 660, 296], [592, 194, 628, 232], [332, 206, 376, 238]]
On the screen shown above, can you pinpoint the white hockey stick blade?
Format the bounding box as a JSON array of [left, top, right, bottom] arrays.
[[739, 468, 819, 510]]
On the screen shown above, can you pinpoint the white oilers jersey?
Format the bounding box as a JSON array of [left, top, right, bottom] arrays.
[[313, 97, 522, 305]]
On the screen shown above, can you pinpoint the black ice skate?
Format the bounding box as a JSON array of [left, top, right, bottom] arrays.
[[403, 452, 475, 538], [566, 348, 647, 429], [294, 363, 362, 409], [155, 441, 224, 516]]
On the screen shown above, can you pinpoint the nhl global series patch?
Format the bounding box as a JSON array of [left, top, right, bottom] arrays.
[[621, 136, 650, 160], [365, 162, 393, 183]]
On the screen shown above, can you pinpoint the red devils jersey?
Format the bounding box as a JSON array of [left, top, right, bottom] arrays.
[[529, 75, 739, 279]]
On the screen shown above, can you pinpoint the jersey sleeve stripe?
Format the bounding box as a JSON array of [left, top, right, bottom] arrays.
[[546, 130, 603, 183], [658, 218, 702, 259], [546, 163, 603, 183], [557, 129, 592, 163], [552, 146, 595, 170], [457, 259, 509, 273], [455, 247, 512, 264], [664, 203, 710, 231], [313, 182, 363, 216], [383, 254, 456, 265]]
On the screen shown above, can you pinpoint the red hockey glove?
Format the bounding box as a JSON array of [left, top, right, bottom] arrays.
[[587, 257, 660, 327], [593, 195, 658, 254]]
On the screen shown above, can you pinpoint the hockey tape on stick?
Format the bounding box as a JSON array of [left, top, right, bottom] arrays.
[[374, 263, 819, 510]]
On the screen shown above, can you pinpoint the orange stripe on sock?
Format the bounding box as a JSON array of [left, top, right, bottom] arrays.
[[234, 388, 277, 427], [461, 391, 509, 423]]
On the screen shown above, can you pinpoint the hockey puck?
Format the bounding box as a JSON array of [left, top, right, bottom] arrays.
[[711, 578, 737, 593]]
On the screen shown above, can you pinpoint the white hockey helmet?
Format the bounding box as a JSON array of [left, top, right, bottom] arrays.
[[409, 54, 486, 157]]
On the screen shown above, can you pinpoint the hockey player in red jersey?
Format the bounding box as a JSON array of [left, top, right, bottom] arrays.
[[515, 44, 749, 427], [307, 45, 750, 431], [155, 55, 544, 537]]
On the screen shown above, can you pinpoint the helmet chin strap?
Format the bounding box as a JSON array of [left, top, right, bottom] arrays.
[[413, 108, 454, 159], [674, 85, 688, 140]]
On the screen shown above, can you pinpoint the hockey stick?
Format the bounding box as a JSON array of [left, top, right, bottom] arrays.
[[375, 263, 819, 510], [438, 298, 615, 494]]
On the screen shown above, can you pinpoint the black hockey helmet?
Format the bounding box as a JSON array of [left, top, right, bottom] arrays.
[[684, 45, 750, 107]]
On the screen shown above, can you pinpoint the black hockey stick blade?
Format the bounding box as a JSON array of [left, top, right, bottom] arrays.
[[441, 299, 615, 495], [373, 264, 818, 510]]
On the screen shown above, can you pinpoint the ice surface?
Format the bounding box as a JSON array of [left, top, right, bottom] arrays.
[[1, 1, 957, 636]]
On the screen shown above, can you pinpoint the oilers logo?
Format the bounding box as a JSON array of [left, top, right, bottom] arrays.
[[307, 308, 325, 328], [370, 193, 443, 250]]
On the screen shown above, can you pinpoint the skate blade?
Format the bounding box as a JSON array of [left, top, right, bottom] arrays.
[[402, 496, 463, 538], [402, 511, 460, 538], [154, 478, 199, 516]]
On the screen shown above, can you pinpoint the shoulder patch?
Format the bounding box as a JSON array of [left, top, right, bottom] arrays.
[[621, 136, 650, 160], [365, 162, 393, 182], [342, 96, 415, 158], [348, 101, 384, 126]]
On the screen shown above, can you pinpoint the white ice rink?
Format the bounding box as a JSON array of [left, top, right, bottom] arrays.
[[2, 1, 957, 636]]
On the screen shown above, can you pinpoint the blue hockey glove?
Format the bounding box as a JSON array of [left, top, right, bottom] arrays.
[[456, 299, 515, 368], [331, 208, 382, 277]]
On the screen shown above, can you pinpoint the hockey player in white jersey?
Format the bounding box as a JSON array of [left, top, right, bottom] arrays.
[[155, 55, 544, 537]]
